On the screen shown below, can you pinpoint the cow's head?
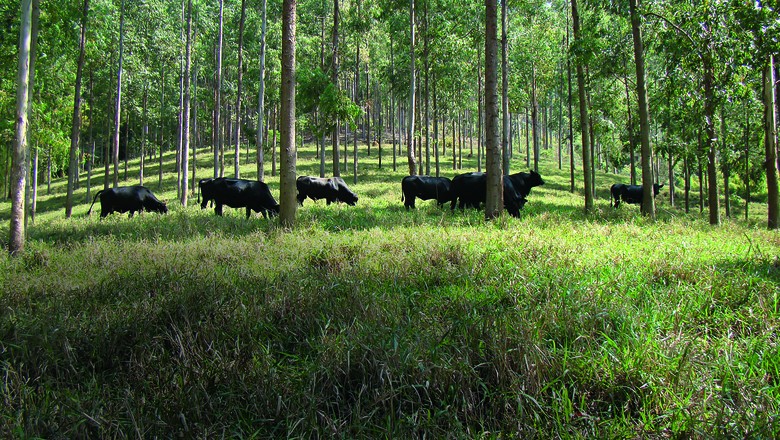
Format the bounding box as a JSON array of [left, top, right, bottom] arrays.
[[652, 183, 665, 197], [528, 170, 545, 187]]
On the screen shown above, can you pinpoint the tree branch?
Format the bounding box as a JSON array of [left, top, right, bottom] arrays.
[[644, 11, 703, 61]]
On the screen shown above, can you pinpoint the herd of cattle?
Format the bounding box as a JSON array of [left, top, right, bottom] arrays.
[[86, 171, 663, 218]]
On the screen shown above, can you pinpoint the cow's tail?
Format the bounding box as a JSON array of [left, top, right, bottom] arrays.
[[87, 189, 104, 216]]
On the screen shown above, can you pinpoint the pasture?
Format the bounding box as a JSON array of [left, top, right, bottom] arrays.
[[1, 142, 779, 438]]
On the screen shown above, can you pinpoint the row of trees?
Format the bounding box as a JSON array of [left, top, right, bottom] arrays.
[[5, 0, 779, 254]]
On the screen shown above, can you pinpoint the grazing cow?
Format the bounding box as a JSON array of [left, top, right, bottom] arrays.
[[451, 170, 544, 216], [198, 177, 220, 209], [610, 183, 664, 208], [449, 172, 532, 217], [296, 176, 358, 206], [203, 178, 280, 218], [87, 185, 168, 218], [401, 175, 454, 210]]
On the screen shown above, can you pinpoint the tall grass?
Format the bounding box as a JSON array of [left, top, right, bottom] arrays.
[[1, 143, 779, 438]]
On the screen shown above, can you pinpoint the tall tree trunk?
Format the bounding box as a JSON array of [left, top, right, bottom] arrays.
[[390, 35, 396, 172], [159, 68, 165, 187], [234, 0, 246, 179], [272, 104, 278, 176], [87, 70, 94, 202], [214, 0, 224, 178], [532, 65, 539, 172], [433, 72, 439, 176], [257, 0, 268, 180], [141, 81, 148, 186], [629, 0, 655, 219], [703, 30, 720, 225], [624, 74, 636, 185], [181, 0, 192, 206], [24, 0, 39, 231], [66, 0, 89, 218], [31, 146, 37, 223], [744, 104, 750, 221], [485, 0, 502, 219], [765, 56, 779, 229], [501, 0, 510, 175], [572, 0, 592, 213], [407, 0, 417, 176], [280, 0, 297, 227], [332, 0, 341, 177], [353, 2, 360, 184], [9, 0, 32, 255], [424, 5, 430, 176], [112, 0, 125, 188]]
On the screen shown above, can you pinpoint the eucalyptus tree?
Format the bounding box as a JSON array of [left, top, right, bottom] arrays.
[[66, 0, 90, 218], [111, 0, 126, 188], [9, 0, 33, 255], [629, 0, 655, 219], [571, 0, 593, 213], [214, 0, 224, 178], [257, 0, 268, 180], [485, 0, 502, 219], [181, 0, 193, 206], [279, 0, 298, 228]]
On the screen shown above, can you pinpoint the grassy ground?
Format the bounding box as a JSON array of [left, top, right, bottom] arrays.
[[1, 142, 779, 438]]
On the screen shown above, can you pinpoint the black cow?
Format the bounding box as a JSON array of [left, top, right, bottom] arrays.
[[201, 178, 279, 218], [449, 172, 532, 217], [610, 183, 664, 208], [296, 176, 358, 206], [198, 177, 222, 209], [451, 170, 544, 215], [401, 175, 454, 210], [87, 185, 168, 218]]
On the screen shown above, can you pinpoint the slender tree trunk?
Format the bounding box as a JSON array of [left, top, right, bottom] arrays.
[[744, 104, 750, 221], [433, 73, 439, 177], [629, 0, 655, 219], [66, 0, 89, 218], [272, 104, 278, 176], [159, 68, 165, 187], [485, 0, 502, 219], [572, 0, 592, 213], [141, 81, 148, 186], [214, 0, 224, 178], [332, 0, 341, 177], [353, 4, 360, 184], [702, 30, 720, 225], [9, 0, 32, 255], [424, 5, 431, 176], [407, 0, 417, 176], [87, 70, 94, 202], [501, 0, 509, 176], [24, 0, 39, 232], [280, 0, 297, 227], [181, 0, 192, 206], [624, 75, 637, 185], [390, 35, 396, 173], [765, 56, 779, 229], [31, 146, 37, 223], [532, 66, 540, 173], [112, 0, 126, 188], [257, 0, 268, 180], [234, 0, 246, 179]]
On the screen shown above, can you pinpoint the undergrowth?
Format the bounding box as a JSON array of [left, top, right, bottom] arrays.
[[1, 146, 779, 438]]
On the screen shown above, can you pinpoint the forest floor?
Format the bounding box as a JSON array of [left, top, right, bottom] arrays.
[[1, 142, 779, 438]]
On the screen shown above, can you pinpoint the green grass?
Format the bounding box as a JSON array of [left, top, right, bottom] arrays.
[[1, 141, 779, 438]]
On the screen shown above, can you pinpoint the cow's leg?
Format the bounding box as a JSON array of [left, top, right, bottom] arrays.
[[215, 204, 223, 216], [246, 207, 252, 219], [450, 198, 458, 211]]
